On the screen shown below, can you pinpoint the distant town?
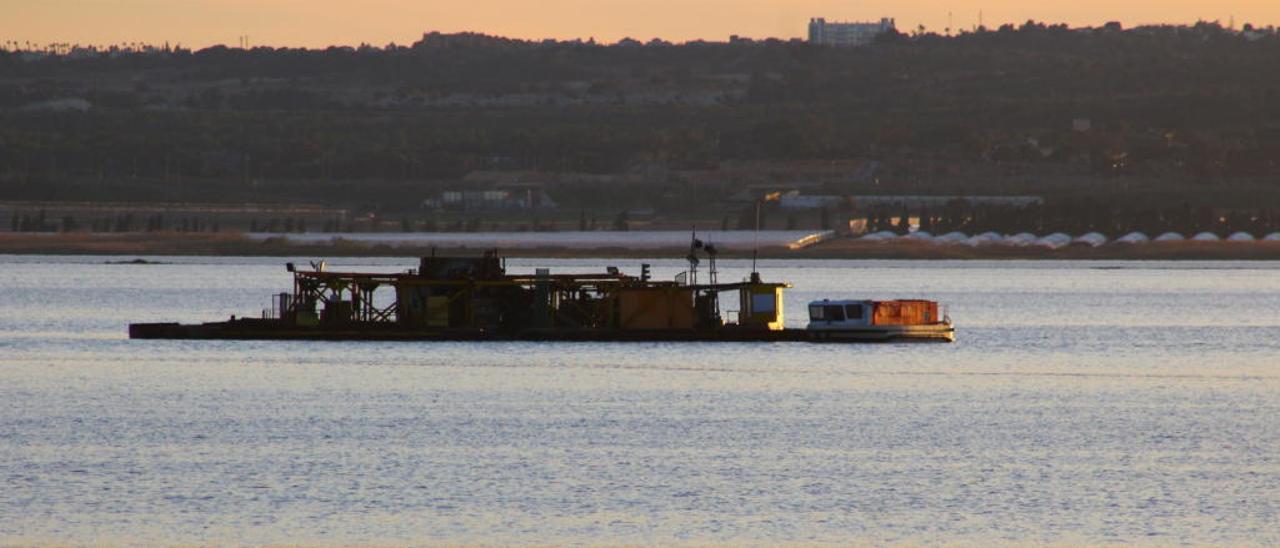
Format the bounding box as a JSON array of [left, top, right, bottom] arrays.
[[2, 19, 1279, 256]]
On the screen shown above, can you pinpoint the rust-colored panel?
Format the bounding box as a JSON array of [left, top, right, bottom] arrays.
[[872, 300, 939, 326], [618, 289, 695, 330]]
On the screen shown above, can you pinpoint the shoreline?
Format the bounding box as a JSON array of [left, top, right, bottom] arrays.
[[3, 232, 1280, 260]]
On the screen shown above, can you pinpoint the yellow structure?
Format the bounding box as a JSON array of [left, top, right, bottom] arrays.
[[618, 288, 695, 330], [739, 283, 788, 330], [426, 296, 450, 327]]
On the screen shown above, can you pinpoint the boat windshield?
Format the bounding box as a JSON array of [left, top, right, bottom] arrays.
[[809, 304, 846, 321], [845, 304, 864, 320]]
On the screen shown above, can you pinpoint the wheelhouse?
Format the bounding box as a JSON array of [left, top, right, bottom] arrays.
[[808, 299, 871, 327]]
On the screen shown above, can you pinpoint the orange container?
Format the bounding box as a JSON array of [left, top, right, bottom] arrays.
[[872, 300, 938, 326]]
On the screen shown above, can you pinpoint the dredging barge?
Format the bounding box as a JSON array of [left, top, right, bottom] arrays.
[[129, 251, 954, 343]]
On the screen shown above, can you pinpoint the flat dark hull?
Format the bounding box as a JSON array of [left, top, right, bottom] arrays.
[[128, 320, 954, 343]]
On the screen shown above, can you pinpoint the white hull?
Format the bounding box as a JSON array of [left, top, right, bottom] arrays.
[[808, 322, 955, 343]]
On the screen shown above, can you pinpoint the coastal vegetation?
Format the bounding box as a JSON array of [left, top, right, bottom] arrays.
[[1, 22, 1279, 238]]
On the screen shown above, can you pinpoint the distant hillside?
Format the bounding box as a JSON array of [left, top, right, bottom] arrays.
[[1, 22, 1279, 215]]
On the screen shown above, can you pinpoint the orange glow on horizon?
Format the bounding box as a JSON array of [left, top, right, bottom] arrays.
[[3, 0, 1278, 49]]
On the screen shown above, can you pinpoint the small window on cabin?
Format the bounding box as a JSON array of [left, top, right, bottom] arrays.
[[752, 293, 776, 314], [845, 304, 864, 320], [824, 305, 846, 321], [809, 305, 825, 320]]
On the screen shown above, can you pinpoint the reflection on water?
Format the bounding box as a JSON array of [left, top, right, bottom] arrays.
[[1, 256, 1278, 544]]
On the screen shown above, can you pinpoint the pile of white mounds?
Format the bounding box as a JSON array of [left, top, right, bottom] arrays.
[[858, 230, 1280, 248]]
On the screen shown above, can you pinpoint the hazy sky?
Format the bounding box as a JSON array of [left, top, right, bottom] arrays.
[[3, 0, 1278, 49]]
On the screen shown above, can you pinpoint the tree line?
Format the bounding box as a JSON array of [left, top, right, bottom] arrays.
[[2, 23, 1279, 215]]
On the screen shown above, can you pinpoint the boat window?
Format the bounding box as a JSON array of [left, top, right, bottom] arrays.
[[824, 305, 846, 321], [845, 304, 864, 320], [752, 293, 776, 314], [809, 305, 825, 320]]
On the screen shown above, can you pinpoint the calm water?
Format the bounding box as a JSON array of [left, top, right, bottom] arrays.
[[2, 256, 1278, 544]]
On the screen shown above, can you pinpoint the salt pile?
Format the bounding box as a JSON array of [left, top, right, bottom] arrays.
[[1035, 233, 1073, 249], [1116, 232, 1150, 244], [1073, 232, 1109, 247], [935, 232, 969, 244], [964, 232, 1004, 246], [845, 228, 1274, 249], [860, 230, 900, 242], [1005, 233, 1038, 246]]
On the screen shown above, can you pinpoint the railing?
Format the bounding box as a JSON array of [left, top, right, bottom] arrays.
[[261, 292, 293, 320]]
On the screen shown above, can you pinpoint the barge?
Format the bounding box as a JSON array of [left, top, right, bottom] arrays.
[[129, 251, 953, 343]]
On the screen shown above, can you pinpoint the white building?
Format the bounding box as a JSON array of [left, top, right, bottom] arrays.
[[433, 184, 559, 212], [808, 17, 896, 47]]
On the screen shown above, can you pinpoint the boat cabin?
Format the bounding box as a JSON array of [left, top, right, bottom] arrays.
[[808, 300, 872, 329], [808, 299, 942, 330]]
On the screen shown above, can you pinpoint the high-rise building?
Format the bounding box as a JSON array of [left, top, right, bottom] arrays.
[[808, 17, 897, 47]]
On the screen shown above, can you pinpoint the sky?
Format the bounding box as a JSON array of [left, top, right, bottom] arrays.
[[3, 0, 1278, 49]]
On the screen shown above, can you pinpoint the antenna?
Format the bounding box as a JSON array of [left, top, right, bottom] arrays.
[[750, 191, 780, 280], [705, 242, 718, 286], [687, 228, 702, 286], [752, 200, 760, 276]]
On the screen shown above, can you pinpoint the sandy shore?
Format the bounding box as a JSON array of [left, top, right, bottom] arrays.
[[2, 232, 1280, 260]]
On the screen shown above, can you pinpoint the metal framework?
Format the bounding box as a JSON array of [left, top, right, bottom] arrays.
[[274, 263, 785, 333]]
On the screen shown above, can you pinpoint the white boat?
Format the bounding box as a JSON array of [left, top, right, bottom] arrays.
[[806, 299, 955, 343]]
